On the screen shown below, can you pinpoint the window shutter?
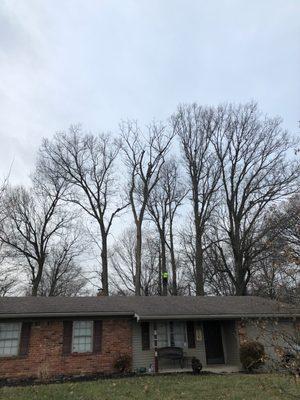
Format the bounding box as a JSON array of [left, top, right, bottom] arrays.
[[186, 321, 196, 348], [19, 322, 31, 356], [62, 321, 73, 355], [93, 320, 102, 354], [141, 322, 150, 350]]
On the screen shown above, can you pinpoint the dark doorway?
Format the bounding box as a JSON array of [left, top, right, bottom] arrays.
[[203, 321, 225, 364]]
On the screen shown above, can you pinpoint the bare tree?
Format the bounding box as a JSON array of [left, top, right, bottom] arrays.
[[250, 257, 299, 304], [147, 175, 168, 296], [172, 104, 221, 295], [0, 177, 18, 295], [250, 196, 300, 304], [211, 102, 299, 295], [0, 177, 8, 223], [39, 126, 127, 295], [121, 121, 174, 295], [0, 181, 69, 296], [0, 244, 17, 297], [148, 159, 186, 295], [110, 228, 160, 295], [272, 195, 300, 267], [204, 234, 239, 296], [0, 269, 17, 296], [178, 220, 196, 294], [178, 214, 234, 296], [36, 232, 88, 297]]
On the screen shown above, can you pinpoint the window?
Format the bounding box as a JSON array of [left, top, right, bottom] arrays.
[[156, 321, 187, 348], [157, 322, 169, 348], [171, 321, 186, 348], [0, 322, 21, 357], [72, 321, 93, 353]]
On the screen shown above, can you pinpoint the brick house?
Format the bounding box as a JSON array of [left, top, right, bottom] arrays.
[[0, 296, 299, 380]]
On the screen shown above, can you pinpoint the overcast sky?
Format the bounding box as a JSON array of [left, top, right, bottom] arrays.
[[0, 0, 299, 185]]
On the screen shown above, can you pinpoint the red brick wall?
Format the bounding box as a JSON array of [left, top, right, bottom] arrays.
[[0, 319, 132, 380]]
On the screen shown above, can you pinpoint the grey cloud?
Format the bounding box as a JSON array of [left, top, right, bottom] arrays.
[[0, 0, 299, 184]]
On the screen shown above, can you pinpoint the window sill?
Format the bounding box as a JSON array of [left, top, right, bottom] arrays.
[[0, 355, 26, 361], [63, 352, 100, 357]]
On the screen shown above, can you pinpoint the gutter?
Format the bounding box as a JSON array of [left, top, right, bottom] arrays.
[[0, 311, 135, 319], [134, 313, 300, 321], [1, 311, 298, 321]]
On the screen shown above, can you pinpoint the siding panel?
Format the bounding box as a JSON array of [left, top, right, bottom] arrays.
[[132, 320, 207, 370], [221, 320, 240, 366], [132, 321, 154, 371], [244, 319, 297, 366]]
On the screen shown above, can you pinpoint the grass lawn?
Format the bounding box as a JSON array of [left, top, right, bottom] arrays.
[[0, 373, 299, 400]]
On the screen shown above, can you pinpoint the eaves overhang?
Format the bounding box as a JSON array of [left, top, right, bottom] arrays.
[[0, 311, 135, 320], [134, 313, 300, 321]]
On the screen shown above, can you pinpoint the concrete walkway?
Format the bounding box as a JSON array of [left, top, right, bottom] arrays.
[[159, 365, 241, 374], [204, 365, 240, 373]]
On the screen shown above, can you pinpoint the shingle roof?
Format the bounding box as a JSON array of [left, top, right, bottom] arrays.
[[0, 296, 299, 320]]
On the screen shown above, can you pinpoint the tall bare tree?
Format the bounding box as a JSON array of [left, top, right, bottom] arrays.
[[0, 181, 68, 295], [121, 121, 174, 295], [110, 228, 160, 295], [36, 232, 88, 297], [272, 195, 300, 267], [178, 214, 233, 296], [203, 226, 238, 296], [0, 177, 17, 295], [211, 102, 299, 295], [0, 177, 7, 223], [172, 104, 221, 295], [179, 220, 196, 294], [148, 159, 186, 295], [39, 126, 127, 295], [250, 195, 300, 303]]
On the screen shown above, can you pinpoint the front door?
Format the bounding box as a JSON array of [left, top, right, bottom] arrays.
[[203, 321, 225, 364]]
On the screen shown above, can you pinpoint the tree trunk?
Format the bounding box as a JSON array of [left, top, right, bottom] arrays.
[[48, 280, 56, 297], [135, 221, 142, 296], [169, 219, 177, 295], [195, 241, 204, 296], [160, 229, 167, 296], [31, 263, 43, 296], [235, 279, 247, 296], [234, 266, 247, 295], [158, 250, 162, 295], [101, 232, 109, 296], [31, 283, 38, 296], [232, 232, 247, 296], [195, 219, 204, 296], [193, 185, 205, 296]]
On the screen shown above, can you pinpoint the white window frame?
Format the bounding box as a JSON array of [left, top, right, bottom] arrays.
[[72, 320, 93, 353], [155, 321, 187, 348], [0, 322, 22, 357]]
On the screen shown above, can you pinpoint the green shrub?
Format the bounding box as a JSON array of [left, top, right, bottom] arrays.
[[240, 341, 266, 372], [113, 353, 132, 373]]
